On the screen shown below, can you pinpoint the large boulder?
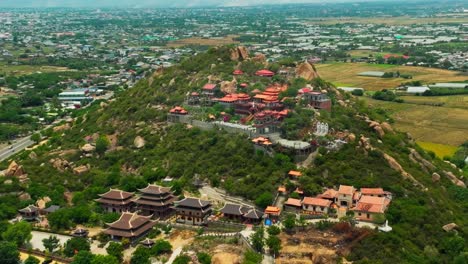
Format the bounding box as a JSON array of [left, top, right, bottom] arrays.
[[19, 192, 31, 201], [383, 153, 424, 189], [432, 173, 441, 183], [134, 136, 146, 149], [73, 165, 90, 175], [381, 122, 394, 133], [5, 161, 25, 177], [53, 123, 71, 132], [230, 46, 249, 61], [36, 197, 51, 209], [252, 53, 267, 63], [49, 158, 71, 172], [81, 144, 96, 153], [295, 61, 319, 81], [442, 223, 458, 232], [220, 78, 238, 94], [442, 171, 466, 188], [409, 148, 436, 172]]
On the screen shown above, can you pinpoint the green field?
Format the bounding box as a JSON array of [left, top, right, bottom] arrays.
[[316, 62, 468, 91], [0, 63, 72, 75], [417, 141, 459, 159], [362, 96, 468, 146]]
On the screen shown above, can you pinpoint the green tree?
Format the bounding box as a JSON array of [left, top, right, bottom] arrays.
[[91, 255, 119, 264], [42, 235, 60, 253], [197, 252, 212, 264], [31, 133, 41, 143], [95, 136, 109, 154], [2, 221, 32, 247], [0, 242, 20, 264], [71, 251, 94, 264], [250, 227, 264, 252], [266, 236, 281, 257], [283, 214, 296, 232], [106, 242, 123, 262], [255, 192, 273, 208], [64, 237, 91, 257], [151, 239, 172, 256], [24, 256, 40, 264], [47, 209, 72, 230], [130, 246, 150, 264], [267, 226, 280, 236], [243, 250, 262, 264], [173, 255, 191, 264]]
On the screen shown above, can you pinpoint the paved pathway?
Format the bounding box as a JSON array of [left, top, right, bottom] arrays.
[[164, 246, 183, 264], [30, 231, 73, 251]]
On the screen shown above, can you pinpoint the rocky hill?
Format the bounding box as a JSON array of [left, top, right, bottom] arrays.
[[0, 47, 466, 263]]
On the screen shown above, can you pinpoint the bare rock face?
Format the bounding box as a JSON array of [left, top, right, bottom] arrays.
[[53, 123, 71, 132], [295, 61, 319, 81], [442, 171, 466, 188], [73, 165, 90, 175], [5, 161, 26, 177], [381, 122, 394, 133], [81, 144, 96, 153], [36, 196, 51, 209], [29, 151, 38, 160], [252, 53, 266, 63], [409, 148, 436, 172], [383, 153, 424, 189], [220, 78, 238, 94], [134, 136, 146, 149], [230, 46, 249, 61], [442, 223, 458, 232], [49, 158, 71, 172], [100, 102, 108, 108], [432, 173, 441, 183], [19, 192, 31, 201], [374, 125, 385, 138]]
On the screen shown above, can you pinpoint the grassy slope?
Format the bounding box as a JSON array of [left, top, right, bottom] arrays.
[[417, 141, 458, 159]]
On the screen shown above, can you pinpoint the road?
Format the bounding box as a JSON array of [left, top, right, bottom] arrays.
[[0, 136, 34, 162]]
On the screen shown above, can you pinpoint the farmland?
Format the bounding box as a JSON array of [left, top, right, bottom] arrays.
[[316, 63, 468, 91], [0, 63, 71, 75], [362, 96, 468, 147], [166, 35, 240, 48], [417, 141, 459, 159]]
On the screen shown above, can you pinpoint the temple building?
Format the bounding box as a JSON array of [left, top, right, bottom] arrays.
[[104, 212, 156, 242], [253, 110, 288, 134], [95, 189, 135, 213], [220, 203, 264, 224], [134, 184, 177, 218], [168, 106, 189, 123], [19, 205, 39, 221], [174, 197, 212, 225]]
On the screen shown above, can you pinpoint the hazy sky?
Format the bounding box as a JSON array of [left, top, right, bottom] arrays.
[[0, 0, 386, 8]]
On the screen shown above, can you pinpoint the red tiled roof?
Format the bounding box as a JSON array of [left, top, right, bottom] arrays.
[[318, 189, 338, 199], [360, 188, 385, 196], [303, 197, 332, 207], [278, 186, 286, 192], [169, 106, 188, 115], [338, 185, 354, 195], [298, 88, 312, 94], [255, 69, 275, 76], [285, 198, 302, 207], [288, 170, 302, 177], [353, 195, 389, 213], [233, 70, 244, 75], [265, 206, 281, 215], [203, 84, 217, 90]]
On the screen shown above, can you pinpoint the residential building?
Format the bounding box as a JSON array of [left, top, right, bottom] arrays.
[[353, 195, 390, 222], [337, 185, 355, 207], [284, 198, 302, 213], [302, 197, 332, 215]]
